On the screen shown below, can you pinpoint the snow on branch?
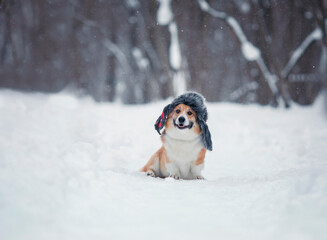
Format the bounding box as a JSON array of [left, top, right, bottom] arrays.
[[157, 0, 186, 96], [103, 39, 131, 74], [196, 0, 278, 95], [241, 41, 261, 61], [225, 16, 247, 43], [229, 81, 258, 101], [132, 47, 149, 70], [198, 0, 259, 61], [157, 0, 173, 25], [281, 27, 323, 79], [169, 22, 182, 70], [198, 0, 227, 19]]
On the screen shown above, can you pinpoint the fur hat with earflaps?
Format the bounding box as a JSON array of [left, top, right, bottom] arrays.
[[154, 92, 213, 151]]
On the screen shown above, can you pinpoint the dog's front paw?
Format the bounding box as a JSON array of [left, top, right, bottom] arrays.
[[195, 175, 205, 180], [169, 174, 180, 180], [146, 170, 156, 177]]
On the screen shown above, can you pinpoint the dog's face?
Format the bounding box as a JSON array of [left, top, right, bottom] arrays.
[[165, 104, 201, 140]]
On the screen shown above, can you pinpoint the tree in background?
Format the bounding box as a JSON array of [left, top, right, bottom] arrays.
[[0, 0, 326, 106], [309, 0, 327, 112]]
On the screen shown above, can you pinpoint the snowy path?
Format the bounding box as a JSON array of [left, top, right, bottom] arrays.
[[0, 90, 326, 240]]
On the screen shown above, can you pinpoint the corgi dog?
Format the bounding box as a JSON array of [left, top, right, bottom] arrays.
[[141, 92, 212, 180]]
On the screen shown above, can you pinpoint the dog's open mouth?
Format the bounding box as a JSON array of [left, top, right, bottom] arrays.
[[173, 120, 193, 130]]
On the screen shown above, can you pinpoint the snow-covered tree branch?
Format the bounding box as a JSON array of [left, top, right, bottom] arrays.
[[281, 28, 323, 79], [0, 0, 324, 106], [157, 0, 186, 96], [196, 0, 325, 107], [197, 0, 279, 103]]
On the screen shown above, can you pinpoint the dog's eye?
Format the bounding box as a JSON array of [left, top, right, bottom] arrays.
[[187, 111, 192, 116], [176, 109, 181, 114]]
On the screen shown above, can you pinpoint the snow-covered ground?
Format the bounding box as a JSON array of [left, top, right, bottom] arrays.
[[0, 90, 326, 240]]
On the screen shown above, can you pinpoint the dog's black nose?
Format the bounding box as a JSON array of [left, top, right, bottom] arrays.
[[178, 116, 185, 123]]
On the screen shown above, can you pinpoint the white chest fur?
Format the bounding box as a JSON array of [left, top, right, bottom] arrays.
[[163, 132, 203, 178]]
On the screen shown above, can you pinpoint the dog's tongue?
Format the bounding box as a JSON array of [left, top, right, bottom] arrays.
[[178, 124, 184, 128]]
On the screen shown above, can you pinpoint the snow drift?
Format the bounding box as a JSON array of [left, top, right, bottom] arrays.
[[0, 90, 326, 240]]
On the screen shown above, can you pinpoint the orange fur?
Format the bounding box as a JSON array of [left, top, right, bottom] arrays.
[[195, 148, 206, 166], [140, 153, 156, 172], [140, 146, 171, 177]]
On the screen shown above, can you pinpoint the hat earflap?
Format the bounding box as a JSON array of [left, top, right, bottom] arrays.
[[198, 120, 213, 151], [154, 104, 172, 135]]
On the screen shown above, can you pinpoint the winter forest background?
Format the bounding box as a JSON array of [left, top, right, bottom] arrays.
[[0, 0, 327, 107]]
